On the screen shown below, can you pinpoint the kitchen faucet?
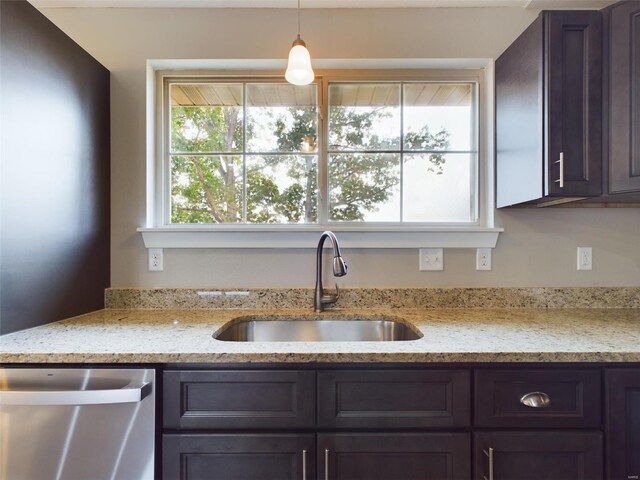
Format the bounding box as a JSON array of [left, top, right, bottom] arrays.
[[314, 231, 348, 312]]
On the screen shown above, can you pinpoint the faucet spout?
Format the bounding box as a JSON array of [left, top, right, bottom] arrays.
[[314, 231, 347, 312]]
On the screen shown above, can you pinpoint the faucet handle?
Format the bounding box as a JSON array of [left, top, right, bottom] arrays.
[[320, 284, 340, 306]]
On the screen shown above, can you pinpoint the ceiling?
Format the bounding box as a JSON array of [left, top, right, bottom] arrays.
[[30, 0, 617, 9]]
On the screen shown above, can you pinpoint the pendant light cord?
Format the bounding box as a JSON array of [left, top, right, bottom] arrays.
[[297, 0, 301, 37]]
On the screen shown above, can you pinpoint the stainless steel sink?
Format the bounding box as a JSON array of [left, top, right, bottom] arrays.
[[213, 316, 422, 342]]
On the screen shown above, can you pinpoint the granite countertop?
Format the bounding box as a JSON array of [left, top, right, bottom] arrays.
[[1, 307, 640, 363]]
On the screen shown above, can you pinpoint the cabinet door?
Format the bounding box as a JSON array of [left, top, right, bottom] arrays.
[[474, 431, 603, 480], [608, 1, 640, 193], [546, 11, 602, 197], [606, 369, 640, 480], [318, 433, 470, 480], [163, 434, 314, 480]]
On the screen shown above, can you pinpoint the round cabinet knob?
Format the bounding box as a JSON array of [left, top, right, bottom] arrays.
[[520, 391, 551, 408]]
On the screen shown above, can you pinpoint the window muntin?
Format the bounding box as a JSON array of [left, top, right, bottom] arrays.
[[165, 77, 478, 227], [327, 82, 477, 223], [169, 82, 318, 224]]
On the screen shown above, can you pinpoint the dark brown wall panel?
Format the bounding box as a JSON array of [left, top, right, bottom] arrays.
[[0, 0, 110, 334]]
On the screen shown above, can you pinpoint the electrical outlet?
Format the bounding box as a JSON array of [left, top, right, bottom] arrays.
[[577, 247, 592, 270], [476, 248, 492, 271], [148, 248, 163, 272], [419, 248, 444, 271]]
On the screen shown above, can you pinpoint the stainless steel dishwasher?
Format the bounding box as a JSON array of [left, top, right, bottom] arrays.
[[0, 368, 155, 480]]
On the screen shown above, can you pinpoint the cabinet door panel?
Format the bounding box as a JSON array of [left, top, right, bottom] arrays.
[[495, 16, 544, 207], [163, 434, 314, 480], [606, 369, 640, 480], [609, 1, 640, 193], [163, 370, 315, 429], [318, 369, 470, 429], [546, 11, 602, 197], [319, 433, 470, 480], [474, 431, 603, 480]]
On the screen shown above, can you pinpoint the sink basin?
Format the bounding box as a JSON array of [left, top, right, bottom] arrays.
[[213, 315, 422, 342]]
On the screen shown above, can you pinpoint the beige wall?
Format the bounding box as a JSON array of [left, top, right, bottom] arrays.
[[39, 6, 640, 288]]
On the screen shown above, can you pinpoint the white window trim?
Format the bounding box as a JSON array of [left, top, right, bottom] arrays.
[[140, 58, 502, 249]]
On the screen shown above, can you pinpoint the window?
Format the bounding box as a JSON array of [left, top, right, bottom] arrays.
[[169, 81, 318, 224], [141, 64, 501, 249], [327, 82, 476, 223], [164, 74, 477, 226]]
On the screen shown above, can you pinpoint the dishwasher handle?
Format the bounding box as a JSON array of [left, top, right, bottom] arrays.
[[0, 380, 152, 406]]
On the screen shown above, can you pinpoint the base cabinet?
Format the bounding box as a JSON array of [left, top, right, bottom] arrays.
[[606, 369, 640, 480], [474, 432, 603, 480], [163, 434, 314, 480], [161, 366, 627, 480], [318, 433, 470, 480]]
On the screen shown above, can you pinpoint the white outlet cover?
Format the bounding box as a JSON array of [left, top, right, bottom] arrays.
[[476, 247, 492, 271], [148, 247, 164, 272], [419, 248, 444, 271], [577, 246, 592, 271]]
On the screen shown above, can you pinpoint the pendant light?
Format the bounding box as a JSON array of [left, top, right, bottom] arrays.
[[285, 0, 314, 85]]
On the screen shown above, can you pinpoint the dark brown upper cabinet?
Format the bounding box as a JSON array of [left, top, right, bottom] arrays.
[[603, 1, 640, 198], [496, 11, 603, 208]]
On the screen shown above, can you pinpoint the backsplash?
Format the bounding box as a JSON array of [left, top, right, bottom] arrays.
[[105, 287, 640, 310]]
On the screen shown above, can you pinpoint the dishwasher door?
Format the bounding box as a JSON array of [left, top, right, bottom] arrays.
[[0, 368, 155, 480]]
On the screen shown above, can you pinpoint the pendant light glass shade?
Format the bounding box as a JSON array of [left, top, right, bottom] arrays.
[[285, 37, 314, 86]]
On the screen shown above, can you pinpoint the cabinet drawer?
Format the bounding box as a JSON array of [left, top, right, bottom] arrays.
[[163, 370, 315, 429], [474, 369, 601, 428], [163, 433, 314, 480], [318, 369, 470, 428]]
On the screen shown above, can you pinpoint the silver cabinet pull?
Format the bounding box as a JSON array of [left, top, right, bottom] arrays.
[[324, 448, 329, 480], [520, 391, 552, 408], [302, 449, 307, 480], [483, 447, 494, 480], [555, 151, 564, 188]]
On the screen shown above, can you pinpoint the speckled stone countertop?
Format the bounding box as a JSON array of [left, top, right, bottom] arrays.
[[1, 308, 639, 364]]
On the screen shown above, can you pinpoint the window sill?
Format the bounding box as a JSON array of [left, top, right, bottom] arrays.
[[137, 226, 502, 249]]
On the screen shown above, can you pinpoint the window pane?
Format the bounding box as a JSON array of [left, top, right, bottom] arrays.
[[171, 155, 242, 223], [328, 153, 400, 222], [329, 84, 401, 151], [402, 154, 476, 222], [246, 155, 318, 224], [246, 84, 318, 153], [403, 83, 473, 151], [170, 84, 243, 153]]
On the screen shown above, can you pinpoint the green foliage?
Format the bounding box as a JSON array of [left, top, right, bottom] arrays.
[[327, 105, 449, 221], [171, 155, 242, 223], [328, 106, 395, 150], [328, 153, 398, 221], [404, 129, 449, 174], [169, 95, 450, 224]]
